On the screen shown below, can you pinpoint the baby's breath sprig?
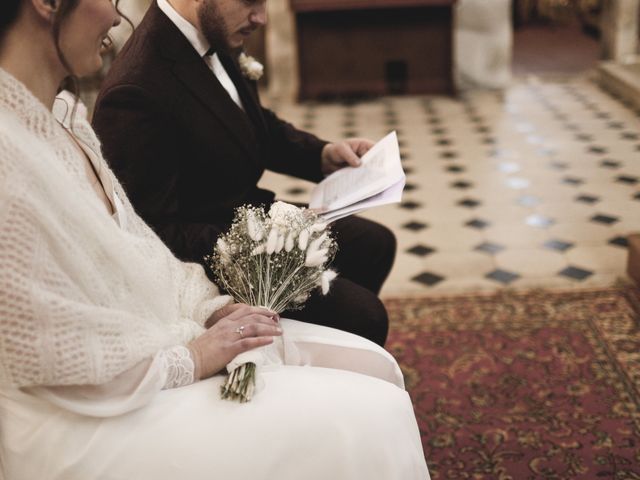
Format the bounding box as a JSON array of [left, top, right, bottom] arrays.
[[206, 202, 338, 402]]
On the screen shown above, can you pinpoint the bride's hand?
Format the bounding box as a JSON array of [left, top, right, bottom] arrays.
[[204, 302, 279, 328], [188, 305, 282, 381]]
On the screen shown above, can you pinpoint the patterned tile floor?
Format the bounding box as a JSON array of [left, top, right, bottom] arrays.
[[260, 75, 640, 297]]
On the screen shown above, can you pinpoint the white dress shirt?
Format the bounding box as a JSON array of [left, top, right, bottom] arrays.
[[157, 0, 244, 110]]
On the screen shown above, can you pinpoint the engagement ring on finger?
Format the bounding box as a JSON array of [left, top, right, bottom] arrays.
[[235, 325, 245, 338]]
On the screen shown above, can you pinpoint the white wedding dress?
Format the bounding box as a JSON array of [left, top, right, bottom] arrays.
[[0, 69, 430, 480]]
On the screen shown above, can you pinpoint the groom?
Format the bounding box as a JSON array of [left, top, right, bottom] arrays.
[[92, 0, 396, 346]]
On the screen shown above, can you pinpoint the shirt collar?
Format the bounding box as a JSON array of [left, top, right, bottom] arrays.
[[157, 0, 210, 57]]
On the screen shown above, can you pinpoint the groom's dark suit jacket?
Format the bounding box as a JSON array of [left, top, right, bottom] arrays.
[[93, 2, 327, 264], [93, 2, 396, 346]]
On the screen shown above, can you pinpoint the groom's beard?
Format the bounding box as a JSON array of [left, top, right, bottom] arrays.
[[198, 0, 234, 54]]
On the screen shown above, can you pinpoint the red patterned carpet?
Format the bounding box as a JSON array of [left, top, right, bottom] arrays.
[[385, 287, 640, 479]]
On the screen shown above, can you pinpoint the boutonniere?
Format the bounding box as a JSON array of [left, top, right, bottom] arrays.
[[238, 52, 264, 81]]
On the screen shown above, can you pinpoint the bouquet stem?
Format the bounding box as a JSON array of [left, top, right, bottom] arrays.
[[221, 363, 256, 403]]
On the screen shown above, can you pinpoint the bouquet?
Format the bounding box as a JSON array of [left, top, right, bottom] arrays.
[[207, 202, 338, 402]]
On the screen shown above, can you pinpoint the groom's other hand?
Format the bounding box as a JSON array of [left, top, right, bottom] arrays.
[[321, 138, 374, 175]]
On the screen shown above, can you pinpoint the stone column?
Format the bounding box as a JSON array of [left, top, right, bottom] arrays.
[[601, 0, 639, 63], [265, 0, 299, 102], [454, 0, 513, 89]]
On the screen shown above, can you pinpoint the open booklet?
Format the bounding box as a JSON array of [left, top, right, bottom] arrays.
[[309, 131, 405, 223]]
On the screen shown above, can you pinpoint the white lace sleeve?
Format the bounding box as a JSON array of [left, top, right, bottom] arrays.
[[29, 346, 196, 417], [159, 345, 195, 389]]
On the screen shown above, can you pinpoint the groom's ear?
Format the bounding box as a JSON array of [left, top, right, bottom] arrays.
[[30, 0, 59, 21]]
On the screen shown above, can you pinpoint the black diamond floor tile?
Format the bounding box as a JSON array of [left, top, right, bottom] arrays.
[[588, 146, 608, 154], [482, 137, 496, 145], [575, 133, 593, 142], [562, 176, 584, 186], [634, 192, 640, 201], [436, 139, 452, 146], [285, 187, 307, 196], [575, 194, 600, 204], [440, 151, 458, 159], [616, 175, 639, 185], [402, 221, 428, 232], [465, 218, 491, 230], [406, 244, 436, 257], [474, 242, 505, 255], [558, 266, 593, 281], [608, 121, 624, 129], [451, 180, 473, 189], [431, 128, 447, 135], [549, 161, 569, 170], [622, 132, 639, 140], [486, 269, 520, 285], [411, 272, 445, 287], [590, 214, 619, 225], [457, 198, 481, 208], [404, 183, 418, 192], [399, 201, 422, 210], [543, 239, 574, 252], [600, 160, 621, 169], [608, 236, 629, 248], [446, 165, 465, 173]]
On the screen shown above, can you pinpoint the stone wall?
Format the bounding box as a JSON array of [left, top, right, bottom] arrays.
[[601, 0, 639, 63]]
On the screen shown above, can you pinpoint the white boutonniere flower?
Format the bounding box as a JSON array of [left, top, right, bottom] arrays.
[[238, 52, 264, 81]]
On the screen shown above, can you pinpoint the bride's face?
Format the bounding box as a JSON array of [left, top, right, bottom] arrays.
[[57, 0, 121, 76]]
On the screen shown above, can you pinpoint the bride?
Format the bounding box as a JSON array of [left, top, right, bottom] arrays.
[[0, 0, 430, 479]]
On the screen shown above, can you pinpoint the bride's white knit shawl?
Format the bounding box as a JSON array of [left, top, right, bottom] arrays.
[[0, 69, 229, 388]]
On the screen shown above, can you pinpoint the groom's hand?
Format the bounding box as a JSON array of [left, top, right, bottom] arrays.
[[321, 138, 374, 175]]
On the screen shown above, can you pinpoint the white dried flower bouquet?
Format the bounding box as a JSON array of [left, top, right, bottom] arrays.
[[207, 202, 338, 402]]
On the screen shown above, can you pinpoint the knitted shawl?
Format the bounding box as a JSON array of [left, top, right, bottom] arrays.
[[0, 69, 229, 388]]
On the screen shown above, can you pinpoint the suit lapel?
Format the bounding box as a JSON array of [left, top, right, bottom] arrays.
[[219, 54, 268, 138], [171, 58, 258, 157], [151, 4, 258, 158]]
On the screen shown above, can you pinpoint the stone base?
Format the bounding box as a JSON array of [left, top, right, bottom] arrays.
[[598, 59, 640, 110], [628, 234, 640, 286]]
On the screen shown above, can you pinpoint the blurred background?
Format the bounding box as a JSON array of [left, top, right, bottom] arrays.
[[90, 0, 640, 296]]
